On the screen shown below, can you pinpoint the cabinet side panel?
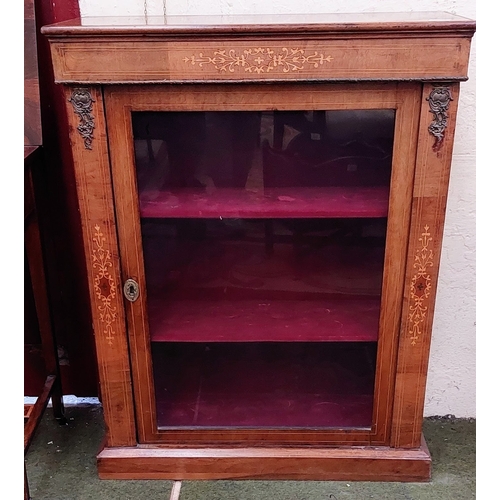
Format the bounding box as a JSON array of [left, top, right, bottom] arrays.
[[64, 86, 136, 447], [391, 82, 460, 448]]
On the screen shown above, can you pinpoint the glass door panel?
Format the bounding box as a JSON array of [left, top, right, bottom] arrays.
[[132, 109, 395, 429]]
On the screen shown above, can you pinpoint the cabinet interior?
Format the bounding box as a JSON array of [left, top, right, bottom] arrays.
[[133, 109, 394, 430]]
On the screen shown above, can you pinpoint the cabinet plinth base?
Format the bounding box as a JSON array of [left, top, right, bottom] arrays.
[[97, 436, 431, 482]]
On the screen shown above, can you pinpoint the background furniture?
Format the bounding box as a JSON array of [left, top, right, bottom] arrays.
[[24, 1, 67, 497], [25, 0, 100, 401], [42, 12, 475, 481], [24, 147, 66, 500]]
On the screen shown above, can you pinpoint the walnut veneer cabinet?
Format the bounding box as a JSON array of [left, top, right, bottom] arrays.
[[42, 12, 475, 481]]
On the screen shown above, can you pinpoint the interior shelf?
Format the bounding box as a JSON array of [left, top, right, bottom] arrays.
[[140, 186, 390, 219], [148, 294, 381, 343], [143, 220, 385, 343], [153, 342, 376, 428]]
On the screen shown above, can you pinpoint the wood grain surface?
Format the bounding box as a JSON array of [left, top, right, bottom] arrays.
[[97, 438, 431, 481]]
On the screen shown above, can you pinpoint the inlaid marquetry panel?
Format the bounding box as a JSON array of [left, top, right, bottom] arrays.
[[408, 226, 434, 346], [92, 225, 118, 346], [49, 37, 471, 83]]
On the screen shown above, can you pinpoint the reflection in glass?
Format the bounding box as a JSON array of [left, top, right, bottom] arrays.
[[132, 110, 394, 195]]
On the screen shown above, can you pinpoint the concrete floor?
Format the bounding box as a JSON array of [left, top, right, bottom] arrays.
[[25, 405, 475, 500]]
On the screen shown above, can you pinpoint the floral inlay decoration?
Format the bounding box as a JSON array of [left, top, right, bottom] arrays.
[[184, 47, 333, 74], [408, 226, 434, 346], [92, 225, 117, 346]]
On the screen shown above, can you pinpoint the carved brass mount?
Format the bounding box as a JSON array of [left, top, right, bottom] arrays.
[[69, 88, 96, 150], [427, 86, 453, 153]]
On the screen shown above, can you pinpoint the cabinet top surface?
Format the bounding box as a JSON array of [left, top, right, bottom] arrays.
[[42, 11, 475, 37], [42, 11, 475, 84]]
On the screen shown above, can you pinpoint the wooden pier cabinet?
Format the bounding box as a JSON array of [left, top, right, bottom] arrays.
[[42, 12, 475, 481]]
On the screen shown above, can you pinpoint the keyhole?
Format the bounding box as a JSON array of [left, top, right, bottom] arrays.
[[124, 279, 139, 302]]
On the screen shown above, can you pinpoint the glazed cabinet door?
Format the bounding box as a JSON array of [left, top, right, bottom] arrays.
[[104, 83, 420, 446]]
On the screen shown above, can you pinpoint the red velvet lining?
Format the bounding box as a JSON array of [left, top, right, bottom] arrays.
[[153, 342, 376, 428], [140, 187, 390, 219], [148, 296, 380, 343]]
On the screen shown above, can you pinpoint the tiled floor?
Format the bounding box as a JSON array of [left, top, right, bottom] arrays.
[[25, 405, 475, 500]]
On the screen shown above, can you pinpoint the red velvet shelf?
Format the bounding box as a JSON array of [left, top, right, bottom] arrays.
[[140, 186, 390, 219], [148, 295, 380, 343]]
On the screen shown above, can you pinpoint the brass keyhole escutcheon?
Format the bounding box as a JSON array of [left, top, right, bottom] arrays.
[[123, 278, 140, 302]]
